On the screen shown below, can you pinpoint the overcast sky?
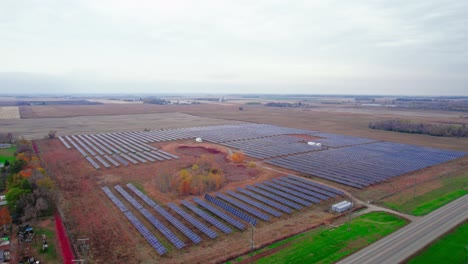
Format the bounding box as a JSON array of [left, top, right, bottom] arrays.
[[1, 0, 467, 95]]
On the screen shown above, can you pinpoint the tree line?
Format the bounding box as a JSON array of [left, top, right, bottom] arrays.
[[1, 140, 56, 224], [369, 119, 468, 137]]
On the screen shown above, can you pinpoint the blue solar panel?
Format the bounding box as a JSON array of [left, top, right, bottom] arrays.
[[124, 211, 167, 255], [246, 186, 303, 210], [236, 188, 292, 214], [101, 187, 166, 255], [206, 193, 261, 225], [278, 177, 337, 198], [167, 203, 218, 239], [287, 175, 344, 195], [256, 183, 312, 206], [263, 181, 321, 203], [114, 185, 185, 249], [181, 200, 232, 234], [226, 191, 282, 217], [215, 193, 270, 221], [194, 197, 246, 230], [126, 184, 202, 244], [272, 178, 328, 200], [101, 187, 127, 212]]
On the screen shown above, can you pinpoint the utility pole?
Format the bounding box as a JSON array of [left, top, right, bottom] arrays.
[[77, 238, 90, 264], [250, 223, 255, 264]]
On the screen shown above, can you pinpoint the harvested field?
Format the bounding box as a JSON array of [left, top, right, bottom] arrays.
[[37, 138, 342, 264], [0, 106, 20, 119], [0, 112, 243, 139]]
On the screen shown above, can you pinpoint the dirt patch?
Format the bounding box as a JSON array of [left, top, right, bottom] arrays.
[[176, 146, 222, 157]]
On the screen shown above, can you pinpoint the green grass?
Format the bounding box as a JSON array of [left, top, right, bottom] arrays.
[[0, 145, 16, 164], [35, 226, 60, 263], [233, 212, 408, 264], [383, 174, 468, 216], [408, 222, 468, 264]]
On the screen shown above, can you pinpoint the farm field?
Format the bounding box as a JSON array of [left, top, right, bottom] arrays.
[[407, 222, 468, 264], [382, 172, 468, 216], [0, 106, 20, 119], [229, 212, 408, 264], [15, 102, 466, 264], [0, 112, 242, 140]]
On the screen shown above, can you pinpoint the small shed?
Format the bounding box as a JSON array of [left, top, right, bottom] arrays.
[[332, 201, 353, 213]]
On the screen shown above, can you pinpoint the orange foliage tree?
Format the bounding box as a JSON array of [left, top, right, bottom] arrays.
[[231, 152, 245, 163], [159, 155, 226, 196], [0, 207, 12, 232]]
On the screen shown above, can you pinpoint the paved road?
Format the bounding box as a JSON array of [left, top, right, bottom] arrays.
[[337, 194, 468, 264]]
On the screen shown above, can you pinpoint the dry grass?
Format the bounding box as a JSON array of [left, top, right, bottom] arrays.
[[0, 106, 20, 119]]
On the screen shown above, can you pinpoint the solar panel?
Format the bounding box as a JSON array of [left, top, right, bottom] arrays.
[[287, 175, 344, 195], [94, 155, 110, 168], [167, 203, 218, 239], [58, 136, 71, 149], [126, 184, 202, 244], [236, 188, 292, 214], [157, 150, 179, 159], [246, 186, 303, 210], [120, 153, 138, 164], [135, 152, 156, 162], [273, 178, 329, 200], [128, 152, 147, 163], [263, 181, 320, 203], [225, 191, 282, 217], [256, 183, 312, 207], [194, 197, 246, 230], [103, 155, 120, 167], [181, 200, 232, 234], [112, 154, 129, 166], [101, 187, 128, 212], [215, 193, 270, 221], [278, 177, 336, 198], [114, 185, 185, 249], [124, 211, 167, 255], [86, 156, 100, 169]]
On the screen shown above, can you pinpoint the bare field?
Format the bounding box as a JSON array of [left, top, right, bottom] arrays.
[[36, 138, 340, 264], [13, 104, 468, 151], [0, 106, 20, 119], [0, 112, 243, 139]]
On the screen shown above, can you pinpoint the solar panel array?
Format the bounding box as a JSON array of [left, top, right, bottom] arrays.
[[167, 203, 218, 239], [267, 142, 466, 188], [101, 187, 167, 255], [215, 193, 270, 221], [59, 123, 466, 186], [100, 174, 344, 254], [221, 135, 325, 159], [59, 130, 180, 170], [113, 185, 185, 249], [205, 194, 259, 225], [236, 188, 293, 214], [126, 184, 202, 244], [193, 197, 246, 230], [181, 200, 232, 234]]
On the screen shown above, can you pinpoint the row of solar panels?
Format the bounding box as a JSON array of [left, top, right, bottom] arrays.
[[59, 135, 179, 170], [266, 142, 467, 188], [101, 175, 342, 255]]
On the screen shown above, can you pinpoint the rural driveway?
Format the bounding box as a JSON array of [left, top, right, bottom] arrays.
[[337, 194, 468, 264]]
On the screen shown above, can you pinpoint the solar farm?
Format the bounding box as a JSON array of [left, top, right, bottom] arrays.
[[100, 176, 343, 256], [59, 123, 466, 188], [45, 122, 466, 263]]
